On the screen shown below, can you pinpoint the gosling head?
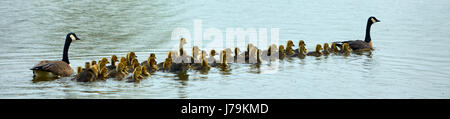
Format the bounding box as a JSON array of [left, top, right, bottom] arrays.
[[323, 43, 330, 51], [120, 57, 127, 65], [179, 38, 187, 48], [369, 16, 380, 24], [315, 44, 323, 52], [342, 43, 351, 53], [234, 47, 240, 56], [298, 40, 305, 47], [331, 42, 339, 52], [85, 62, 91, 69], [221, 50, 227, 64], [91, 60, 97, 66], [192, 46, 199, 57], [247, 43, 254, 52], [76, 66, 82, 75], [210, 50, 216, 57], [287, 40, 295, 47]]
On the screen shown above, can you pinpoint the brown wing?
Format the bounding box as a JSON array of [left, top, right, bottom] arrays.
[[31, 60, 74, 77]]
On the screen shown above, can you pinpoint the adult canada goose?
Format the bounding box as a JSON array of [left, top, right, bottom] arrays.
[[334, 16, 380, 51], [306, 44, 323, 57], [31, 32, 80, 79], [107, 55, 118, 71], [286, 40, 295, 56], [74, 62, 97, 82], [278, 45, 286, 60], [322, 43, 331, 56]]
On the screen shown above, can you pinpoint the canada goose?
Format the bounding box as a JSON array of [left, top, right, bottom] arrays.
[[234, 47, 245, 63], [286, 40, 295, 56], [207, 49, 218, 66], [279, 45, 286, 60], [191, 50, 211, 71], [126, 52, 136, 66], [306, 44, 323, 57], [255, 49, 262, 65], [323, 43, 331, 56], [31, 32, 80, 79], [334, 16, 380, 51], [216, 50, 229, 70], [294, 40, 307, 55], [191, 46, 200, 63], [98, 67, 109, 81], [119, 57, 129, 74], [107, 55, 118, 70], [74, 62, 97, 82], [340, 43, 352, 56], [141, 65, 151, 77], [158, 51, 172, 71], [128, 58, 140, 73], [99, 58, 109, 70], [261, 44, 278, 61], [126, 66, 143, 83], [91, 60, 97, 66], [141, 53, 158, 72], [294, 43, 307, 59], [107, 62, 127, 80], [331, 42, 339, 53], [241, 43, 254, 62]]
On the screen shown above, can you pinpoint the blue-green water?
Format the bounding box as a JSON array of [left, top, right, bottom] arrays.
[[0, 0, 449, 98]]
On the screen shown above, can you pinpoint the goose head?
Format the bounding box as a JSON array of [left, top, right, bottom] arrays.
[[132, 66, 142, 81], [315, 44, 323, 54], [111, 55, 118, 65], [210, 50, 216, 57], [323, 43, 330, 52], [179, 38, 187, 49], [369, 16, 380, 24], [66, 32, 81, 41], [76, 66, 82, 75], [234, 47, 241, 56], [342, 43, 351, 53], [331, 42, 339, 52]]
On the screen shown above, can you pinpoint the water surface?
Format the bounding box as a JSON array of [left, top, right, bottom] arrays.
[[0, 0, 449, 98]]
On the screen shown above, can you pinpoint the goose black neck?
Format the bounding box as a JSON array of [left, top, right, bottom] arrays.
[[364, 19, 373, 43], [62, 38, 72, 64]]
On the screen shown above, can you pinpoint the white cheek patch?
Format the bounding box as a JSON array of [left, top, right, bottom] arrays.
[[371, 18, 377, 23], [70, 34, 76, 41]]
